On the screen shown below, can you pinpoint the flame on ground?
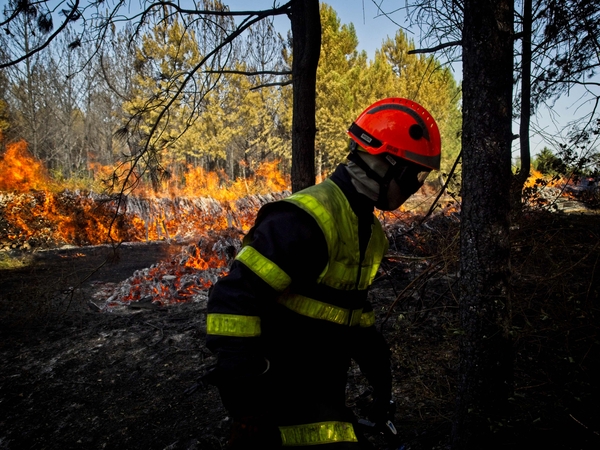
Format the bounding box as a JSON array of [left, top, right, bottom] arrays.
[[0, 140, 290, 249], [0, 140, 54, 192]]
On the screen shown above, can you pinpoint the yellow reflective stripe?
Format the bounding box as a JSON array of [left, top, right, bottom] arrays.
[[283, 180, 338, 280], [279, 421, 358, 446], [360, 310, 376, 328], [284, 182, 337, 252], [206, 313, 261, 337], [359, 219, 388, 289], [236, 246, 291, 292], [278, 294, 363, 326]]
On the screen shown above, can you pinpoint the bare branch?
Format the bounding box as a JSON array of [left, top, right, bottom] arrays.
[[250, 80, 294, 91], [99, 53, 129, 102], [409, 39, 462, 54], [136, 1, 294, 18], [204, 69, 292, 76], [369, 0, 414, 34]]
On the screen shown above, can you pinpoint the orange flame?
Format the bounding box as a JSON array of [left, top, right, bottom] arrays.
[[0, 137, 291, 248], [0, 141, 53, 192], [184, 245, 228, 270]]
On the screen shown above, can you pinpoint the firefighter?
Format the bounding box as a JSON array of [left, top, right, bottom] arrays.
[[204, 98, 442, 449]]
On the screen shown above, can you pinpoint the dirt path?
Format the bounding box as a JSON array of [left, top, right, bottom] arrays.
[[0, 241, 190, 317], [0, 241, 229, 450]]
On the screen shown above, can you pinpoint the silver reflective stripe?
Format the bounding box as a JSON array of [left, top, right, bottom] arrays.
[[236, 246, 291, 292], [279, 421, 358, 446], [278, 294, 363, 326]]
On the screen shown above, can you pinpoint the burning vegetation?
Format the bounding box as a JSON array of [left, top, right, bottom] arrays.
[[0, 140, 289, 251], [0, 139, 292, 310]]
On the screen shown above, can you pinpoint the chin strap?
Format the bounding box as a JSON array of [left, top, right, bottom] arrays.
[[347, 150, 396, 206]]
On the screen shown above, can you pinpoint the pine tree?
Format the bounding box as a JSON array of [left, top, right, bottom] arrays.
[[315, 4, 367, 175]]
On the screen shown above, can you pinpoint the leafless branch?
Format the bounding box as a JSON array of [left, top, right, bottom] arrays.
[[369, 0, 414, 34], [98, 53, 129, 101], [204, 69, 292, 76], [250, 80, 294, 91], [409, 39, 462, 54]]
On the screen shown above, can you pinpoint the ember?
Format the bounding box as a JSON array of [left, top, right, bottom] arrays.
[[97, 230, 241, 310]]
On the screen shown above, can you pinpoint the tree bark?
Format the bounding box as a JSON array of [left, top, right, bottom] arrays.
[[290, 0, 321, 192], [513, 0, 533, 212], [452, 1, 515, 448]]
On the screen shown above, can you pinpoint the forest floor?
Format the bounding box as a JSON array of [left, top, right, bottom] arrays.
[[0, 209, 599, 450]]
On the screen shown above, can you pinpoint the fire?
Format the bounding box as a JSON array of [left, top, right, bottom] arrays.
[[0, 137, 291, 249], [184, 245, 227, 270], [1, 191, 139, 247], [0, 138, 467, 309], [103, 232, 238, 308], [0, 140, 53, 192], [179, 159, 289, 201]]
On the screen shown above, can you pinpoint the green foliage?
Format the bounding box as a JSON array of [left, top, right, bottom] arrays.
[[534, 142, 600, 179], [315, 5, 462, 176], [2, 1, 462, 190], [315, 4, 368, 174], [194, 66, 291, 177], [534, 147, 562, 175], [123, 10, 289, 183], [0, 252, 33, 270], [123, 17, 204, 161]]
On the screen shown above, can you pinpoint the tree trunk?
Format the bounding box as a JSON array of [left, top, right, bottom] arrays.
[[290, 0, 321, 192], [452, 1, 514, 448], [513, 0, 533, 212]]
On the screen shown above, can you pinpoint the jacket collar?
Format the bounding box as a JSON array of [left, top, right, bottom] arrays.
[[330, 164, 375, 219]]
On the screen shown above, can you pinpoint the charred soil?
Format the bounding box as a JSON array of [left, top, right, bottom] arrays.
[[1, 211, 599, 450]]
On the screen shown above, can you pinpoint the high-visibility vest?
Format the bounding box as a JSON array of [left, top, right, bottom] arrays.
[[283, 178, 388, 291], [207, 179, 388, 337], [274, 179, 388, 326]]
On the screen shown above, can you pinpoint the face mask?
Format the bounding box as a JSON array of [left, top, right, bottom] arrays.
[[379, 157, 430, 209], [346, 151, 430, 210]]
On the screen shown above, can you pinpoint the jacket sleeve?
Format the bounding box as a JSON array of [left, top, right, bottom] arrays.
[[350, 300, 393, 401], [205, 202, 328, 416]]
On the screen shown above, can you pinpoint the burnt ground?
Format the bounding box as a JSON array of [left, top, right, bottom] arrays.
[[1, 211, 599, 450]]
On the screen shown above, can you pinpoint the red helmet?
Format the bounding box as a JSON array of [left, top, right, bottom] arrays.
[[347, 98, 441, 170]]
